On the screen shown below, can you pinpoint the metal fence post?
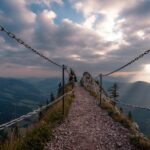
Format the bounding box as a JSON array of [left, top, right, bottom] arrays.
[[62, 64, 65, 116], [99, 74, 102, 106]]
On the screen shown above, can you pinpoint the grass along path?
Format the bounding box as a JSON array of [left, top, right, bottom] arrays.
[[45, 84, 138, 150]]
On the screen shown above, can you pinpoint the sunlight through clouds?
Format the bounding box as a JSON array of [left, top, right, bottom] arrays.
[[136, 30, 145, 39], [83, 15, 96, 29], [0, 0, 150, 78], [95, 12, 122, 41], [132, 64, 150, 83]]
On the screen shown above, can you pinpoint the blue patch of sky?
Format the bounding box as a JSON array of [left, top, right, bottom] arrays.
[[52, 0, 84, 24], [0, 1, 12, 13], [28, 3, 45, 14], [29, 0, 84, 24]]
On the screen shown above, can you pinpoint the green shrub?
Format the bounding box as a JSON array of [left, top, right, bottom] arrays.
[[18, 122, 52, 150], [130, 135, 150, 150]]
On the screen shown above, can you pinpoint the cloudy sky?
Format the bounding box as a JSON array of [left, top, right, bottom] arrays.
[[0, 0, 150, 82]]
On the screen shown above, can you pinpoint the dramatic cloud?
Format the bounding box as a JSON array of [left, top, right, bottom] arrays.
[[0, 0, 150, 82]]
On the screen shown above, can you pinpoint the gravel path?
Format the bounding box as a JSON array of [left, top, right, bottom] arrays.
[[45, 84, 138, 150]]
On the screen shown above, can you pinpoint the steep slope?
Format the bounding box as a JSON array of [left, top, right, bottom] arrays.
[[0, 78, 47, 124], [103, 80, 150, 136]]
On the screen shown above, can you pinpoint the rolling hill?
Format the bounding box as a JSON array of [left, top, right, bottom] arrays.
[[0, 77, 60, 124]]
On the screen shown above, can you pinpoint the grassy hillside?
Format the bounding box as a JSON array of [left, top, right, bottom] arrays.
[[0, 83, 74, 150], [0, 78, 46, 124], [83, 81, 150, 150], [0, 77, 62, 124]]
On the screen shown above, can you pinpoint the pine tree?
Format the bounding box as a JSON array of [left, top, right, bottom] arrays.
[[11, 124, 19, 138], [108, 83, 119, 101], [128, 111, 132, 120], [38, 104, 43, 120], [120, 107, 123, 113], [57, 82, 62, 96], [38, 111, 42, 121], [69, 68, 77, 82], [74, 75, 77, 82], [69, 69, 74, 82], [95, 80, 99, 85], [50, 92, 55, 102], [0, 130, 8, 142], [46, 99, 49, 105]]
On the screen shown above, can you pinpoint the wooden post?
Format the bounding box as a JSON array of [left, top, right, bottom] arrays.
[[62, 64, 65, 116], [99, 74, 102, 106]]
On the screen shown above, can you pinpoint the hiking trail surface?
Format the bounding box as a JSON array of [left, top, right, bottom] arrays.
[[45, 84, 138, 150]]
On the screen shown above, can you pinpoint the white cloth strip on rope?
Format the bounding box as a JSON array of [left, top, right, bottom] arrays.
[[0, 90, 74, 131], [100, 87, 150, 111], [116, 101, 150, 110]]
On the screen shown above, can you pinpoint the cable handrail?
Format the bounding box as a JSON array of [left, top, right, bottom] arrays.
[[99, 48, 150, 77]]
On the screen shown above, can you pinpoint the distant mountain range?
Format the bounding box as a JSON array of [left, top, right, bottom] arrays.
[[0, 77, 61, 124], [103, 80, 150, 137], [1, 77, 150, 137]]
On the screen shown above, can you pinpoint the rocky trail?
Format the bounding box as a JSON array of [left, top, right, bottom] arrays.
[[45, 84, 138, 150]]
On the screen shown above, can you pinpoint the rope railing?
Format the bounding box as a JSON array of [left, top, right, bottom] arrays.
[[0, 25, 76, 132], [0, 89, 74, 131]]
